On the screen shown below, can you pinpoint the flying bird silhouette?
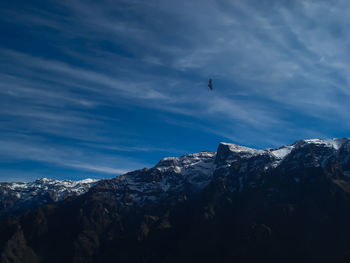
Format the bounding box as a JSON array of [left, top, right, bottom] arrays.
[[208, 78, 213, 90]]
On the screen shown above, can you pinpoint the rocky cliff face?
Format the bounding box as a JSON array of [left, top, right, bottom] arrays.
[[2, 138, 350, 263]]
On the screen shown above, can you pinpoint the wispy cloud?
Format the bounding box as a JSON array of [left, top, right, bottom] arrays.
[[0, 135, 148, 176], [81, 142, 186, 154]]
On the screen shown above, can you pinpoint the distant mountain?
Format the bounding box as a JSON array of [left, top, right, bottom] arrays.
[[0, 178, 98, 220], [2, 138, 350, 263]]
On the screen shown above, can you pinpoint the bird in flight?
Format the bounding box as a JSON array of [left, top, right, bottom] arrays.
[[208, 78, 213, 90]]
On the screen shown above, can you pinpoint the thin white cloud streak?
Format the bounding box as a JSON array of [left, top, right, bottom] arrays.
[[0, 170, 44, 183], [0, 137, 147, 176], [0, 49, 172, 103], [0, 73, 99, 108], [81, 142, 186, 154], [65, 164, 128, 175]]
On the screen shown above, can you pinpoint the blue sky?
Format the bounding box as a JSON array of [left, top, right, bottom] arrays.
[[1, 0, 350, 182]]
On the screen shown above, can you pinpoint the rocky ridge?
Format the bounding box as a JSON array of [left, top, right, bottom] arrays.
[[2, 138, 350, 218]]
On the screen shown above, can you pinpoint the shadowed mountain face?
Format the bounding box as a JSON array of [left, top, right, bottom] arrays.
[[2, 138, 350, 263]]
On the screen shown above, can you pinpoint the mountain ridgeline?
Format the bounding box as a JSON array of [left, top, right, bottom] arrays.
[[2, 138, 350, 262]]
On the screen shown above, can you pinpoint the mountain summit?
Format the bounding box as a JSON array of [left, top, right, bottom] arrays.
[[2, 138, 350, 263]]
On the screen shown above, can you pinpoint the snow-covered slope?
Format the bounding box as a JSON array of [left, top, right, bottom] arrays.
[[0, 178, 98, 219], [1, 178, 98, 201], [97, 151, 216, 205], [216, 138, 350, 171]]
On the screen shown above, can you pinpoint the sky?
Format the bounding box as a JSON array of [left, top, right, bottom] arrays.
[[1, 0, 350, 182]]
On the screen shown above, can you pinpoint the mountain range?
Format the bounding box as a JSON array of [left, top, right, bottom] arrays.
[[2, 138, 350, 262], [0, 178, 98, 220]]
